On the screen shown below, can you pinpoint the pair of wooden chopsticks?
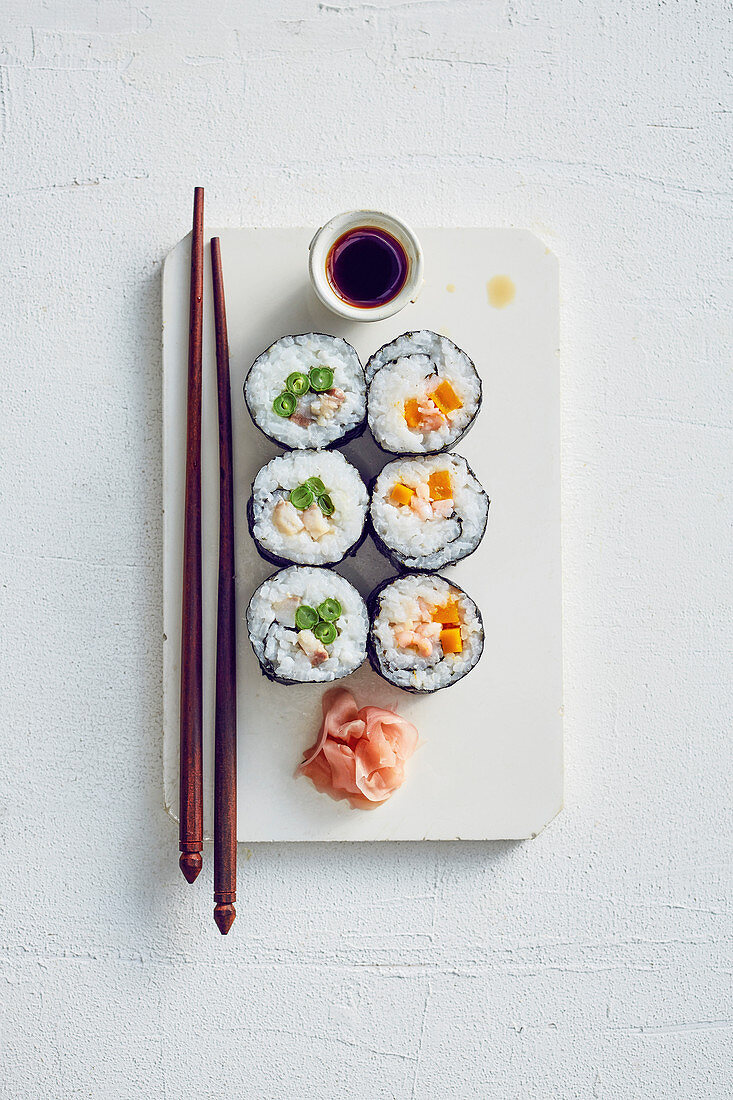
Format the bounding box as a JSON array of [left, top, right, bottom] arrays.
[[178, 187, 237, 935]]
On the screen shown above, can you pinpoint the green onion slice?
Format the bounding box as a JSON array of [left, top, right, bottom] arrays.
[[317, 493, 335, 516], [304, 476, 326, 496], [290, 484, 314, 510], [309, 366, 334, 393], [285, 372, 310, 397], [317, 598, 341, 622], [273, 391, 296, 418], [313, 620, 337, 645], [295, 605, 319, 631]]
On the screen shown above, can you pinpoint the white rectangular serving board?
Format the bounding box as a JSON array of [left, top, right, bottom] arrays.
[[162, 228, 562, 841]]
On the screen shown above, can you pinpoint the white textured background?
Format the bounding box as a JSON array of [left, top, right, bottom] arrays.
[[1, 1, 731, 1097]]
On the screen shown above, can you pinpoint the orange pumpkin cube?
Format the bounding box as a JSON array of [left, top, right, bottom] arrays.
[[428, 470, 452, 501], [440, 627, 463, 654], [433, 600, 460, 626], [404, 398, 421, 428], [390, 482, 415, 507], [431, 380, 463, 415]]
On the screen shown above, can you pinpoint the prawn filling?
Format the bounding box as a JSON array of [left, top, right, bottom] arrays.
[[368, 574, 484, 693], [366, 331, 481, 454], [369, 454, 489, 572], [247, 566, 368, 685], [249, 450, 368, 567], [245, 333, 366, 450]]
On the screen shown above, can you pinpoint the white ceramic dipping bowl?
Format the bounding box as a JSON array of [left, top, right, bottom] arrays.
[[308, 210, 424, 323]]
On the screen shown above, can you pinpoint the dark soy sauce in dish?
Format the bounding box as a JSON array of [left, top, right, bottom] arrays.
[[327, 227, 408, 308]]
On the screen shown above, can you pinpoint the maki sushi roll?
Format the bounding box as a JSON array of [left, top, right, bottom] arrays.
[[244, 333, 366, 450], [247, 566, 367, 685], [366, 330, 481, 454], [369, 454, 489, 572], [368, 574, 483, 693], [248, 450, 368, 567]]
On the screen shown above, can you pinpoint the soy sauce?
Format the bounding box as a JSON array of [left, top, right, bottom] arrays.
[[327, 226, 408, 308]]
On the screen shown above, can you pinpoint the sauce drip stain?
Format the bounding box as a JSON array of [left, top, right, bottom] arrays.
[[446, 283, 456, 293], [327, 227, 408, 308], [487, 275, 516, 309]]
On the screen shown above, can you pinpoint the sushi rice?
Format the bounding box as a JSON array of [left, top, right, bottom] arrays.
[[247, 566, 368, 685], [244, 333, 366, 450], [368, 573, 483, 693], [366, 331, 481, 454], [370, 453, 489, 571], [248, 450, 368, 567]]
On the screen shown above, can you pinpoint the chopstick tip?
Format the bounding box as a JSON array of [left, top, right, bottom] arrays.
[[214, 903, 236, 935], [179, 851, 203, 883]]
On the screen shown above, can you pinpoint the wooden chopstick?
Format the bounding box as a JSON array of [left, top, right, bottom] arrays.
[[210, 237, 237, 934], [178, 186, 204, 884]]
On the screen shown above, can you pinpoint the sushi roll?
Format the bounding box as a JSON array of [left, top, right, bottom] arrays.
[[368, 573, 483, 693], [369, 454, 489, 572], [366, 330, 481, 454], [248, 450, 368, 568], [244, 333, 366, 450], [247, 566, 368, 685]]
